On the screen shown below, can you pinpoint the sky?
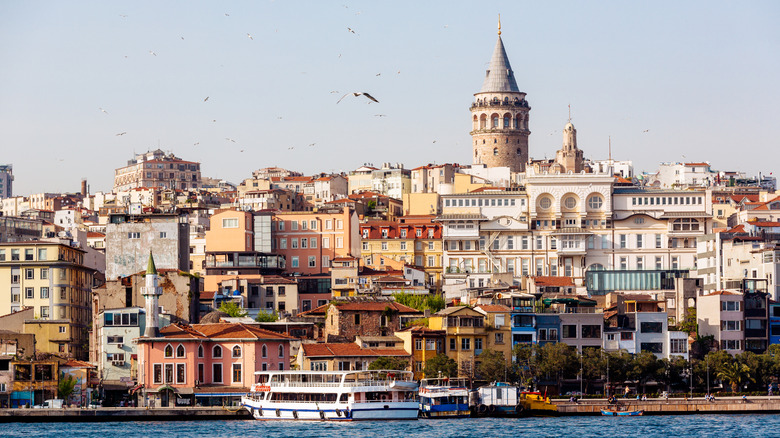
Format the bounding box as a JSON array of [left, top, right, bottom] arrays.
[[1, 1, 778, 196]]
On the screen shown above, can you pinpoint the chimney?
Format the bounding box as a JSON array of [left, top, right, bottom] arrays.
[[81, 179, 88, 196]]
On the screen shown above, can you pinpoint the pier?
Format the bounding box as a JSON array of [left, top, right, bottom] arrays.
[[554, 396, 780, 415], [0, 407, 251, 422]]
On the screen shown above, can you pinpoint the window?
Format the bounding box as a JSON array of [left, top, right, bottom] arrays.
[[721, 301, 741, 312], [415, 339, 423, 351], [213, 363, 223, 383], [354, 314, 361, 325], [165, 345, 174, 358], [636, 234, 643, 248], [621, 332, 633, 340], [495, 333, 504, 344], [539, 197, 552, 210], [655, 256, 663, 270], [381, 242, 388, 251], [640, 322, 663, 333], [291, 221, 298, 230], [581, 325, 601, 339], [40, 287, 49, 299], [721, 320, 741, 331], [25, 269, 34, 280], [232, 345, 242, 358], [232, 363, 242, 383], [153, 364, 162, 384], [308, 256, 316, 268], [300, 238, 307, 248], [291, 239, 298, 249], [562, 325, 577, 338], [311, 361, 327, 371], [461, 338, 471, 350], [165, 364, 174, 384], [213, 345, 222, 358], [563, 197, 577, 209], [175, 344, 185, 358], [176, 363, 186, 383], [641, 343, 663, 354], [291, 257, 299, 268], [310, 238, 317, 248], [128, 232, 140, 239], [619, 234, 627, 249], [279, 345, 285, 358], [450, 338, 456, 351], [655, 234, 662, 248], [40, 268, 48, 279], [198, 345, 204, 358], [588, 195, 603, 210], [721, 340, 740, 350], [475, 338, 483, 351]]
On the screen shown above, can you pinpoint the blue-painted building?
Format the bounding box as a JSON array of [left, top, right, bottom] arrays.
[[769, 302, 780, 346], [535, 314, 560, 345], [510, 294, 537, 346]]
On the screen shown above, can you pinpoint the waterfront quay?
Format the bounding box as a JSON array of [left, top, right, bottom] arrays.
[[0, 407, 251, 422], [554, 396, 780, 415]]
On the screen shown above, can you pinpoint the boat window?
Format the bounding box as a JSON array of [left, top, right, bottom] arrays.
[[339, 393, 348, 402]]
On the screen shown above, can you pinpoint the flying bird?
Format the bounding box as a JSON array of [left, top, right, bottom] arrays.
[[347, 27, 356, 34], [374, 114, 387, 117], [337, 92, 378, 104], [375, 73, 381, 76], [225, 13, 230, 16], [225, 138, 236, 143], [193, 142, 200, 146], [308, 143, 316, 147], [99, 107, 108, 114], [330, 91, 340, 94], [247, 33, 253, 40], [642, 129, 649, 133], [288, 147, 294, 150], [116, 132, 127, 136], [149, 50, 157, 56], [203, 96, 209, 102], [119, 14, 127, 18]]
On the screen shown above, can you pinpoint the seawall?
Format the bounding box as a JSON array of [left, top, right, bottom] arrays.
[[0, 406, 251, 422], [555, 396, 780, 415]]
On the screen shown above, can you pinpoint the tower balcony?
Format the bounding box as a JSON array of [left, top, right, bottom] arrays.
[[469, 128, 530, 136]]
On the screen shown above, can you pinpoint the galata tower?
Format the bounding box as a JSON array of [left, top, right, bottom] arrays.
[[471, 20, 531, 172]]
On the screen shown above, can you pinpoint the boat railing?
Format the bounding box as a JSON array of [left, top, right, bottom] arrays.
[[267, 379, 411, 389]]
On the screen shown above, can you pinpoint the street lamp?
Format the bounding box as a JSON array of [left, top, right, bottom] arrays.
[[579, 351, 584, 396]]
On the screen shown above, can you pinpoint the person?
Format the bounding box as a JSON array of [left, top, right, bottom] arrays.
[[769, 384, 774, 397], [624, 385, 630, 398], [642, 394, 647, 401]]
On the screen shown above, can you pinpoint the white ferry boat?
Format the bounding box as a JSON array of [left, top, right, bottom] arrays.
[[241, 370, 419, 421], [418, 377, 470, 418]]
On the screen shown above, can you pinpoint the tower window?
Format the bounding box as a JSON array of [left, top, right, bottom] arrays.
[[493, 148, 499, 156], [494, 139, 497, 143], [516, 148, 521, 155], [492, 116, 499, 127], [482, 139, 485, 144]]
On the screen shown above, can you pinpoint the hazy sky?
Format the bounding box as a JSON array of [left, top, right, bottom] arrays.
[[1, 1, 778, 195]]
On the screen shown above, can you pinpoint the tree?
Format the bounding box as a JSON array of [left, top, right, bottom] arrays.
[[628, 352, 663, 394], [392, 293, 445, 313], [677, 308, 698, 336], [513, 344, 538, 388], [536, 342, 578, 393], [218, 301, 247, 318], [255, 311, 279, 322], [717, 361, 754, 393], [58, 374, 77, 402], [476, 349, 511, 383], [423, 353, 458, 378], [368, 356, 409, 371], [581, 348, 607, 394]]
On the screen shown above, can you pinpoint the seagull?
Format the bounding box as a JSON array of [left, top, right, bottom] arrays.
[[212, 119, 217, 122], [374, 114, 387, 117], [181, 36, 184, 40], [642, 129, 649, 133], [247, 33, 253, 40], [193, 142, 200, 146], [149, 50, 157, 56], [337, 92, 378, 104], [240, 149, 245, 152], [99, 107, 108, 114], [375, 73, 381, 76], [308, 143, 316, 147], [203, 96, 209, 102], [288, 147, 294, 150], [115, 132, 127, 136], [330, 91, 340, 94], [225, 13, 230, 16], [347, 27, 356, 34], [432, 140, 437, 143], [225, 138, 236, 143]]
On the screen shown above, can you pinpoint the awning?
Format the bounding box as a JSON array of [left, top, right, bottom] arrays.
[[129, 384, 144, 394], [194, 393, 248, 397], [153, 384, 176, 393]]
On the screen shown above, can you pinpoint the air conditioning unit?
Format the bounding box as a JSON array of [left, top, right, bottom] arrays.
[[117, 344, 124, 349], [112, 360, 125, 366]]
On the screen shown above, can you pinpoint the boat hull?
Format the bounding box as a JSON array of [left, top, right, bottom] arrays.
[[419, 403, 470, 418], [242, 399, 419, 421], [600, 409, 644, 416]]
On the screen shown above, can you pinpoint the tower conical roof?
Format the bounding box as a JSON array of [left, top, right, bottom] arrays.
[[146, 252, 157, 276], [480, 36, 520, 93]]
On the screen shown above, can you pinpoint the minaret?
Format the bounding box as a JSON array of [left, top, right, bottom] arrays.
[[142, 252, 163, 337], [471, 16, 531, 172]]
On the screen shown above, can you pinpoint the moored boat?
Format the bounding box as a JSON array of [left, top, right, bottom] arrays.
[[241, 370, 419, 421], [600, 408, 644, 416], [418, 377, 470, 418], [470, 383, 558, 417]]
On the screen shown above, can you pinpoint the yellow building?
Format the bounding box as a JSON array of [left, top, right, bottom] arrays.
[[359, 216, 443, 292], [0, 242, 94, 359], [428, 306, 487, 379], [475, 304, 513, 366], [395, 325, 447, 380]]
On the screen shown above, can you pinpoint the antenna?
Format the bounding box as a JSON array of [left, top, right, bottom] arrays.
[[568, 104, 571, 123], [498, 14, 501, 36], [609, 136, 612, 162]]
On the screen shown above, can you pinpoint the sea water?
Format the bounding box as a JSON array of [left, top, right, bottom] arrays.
[[5, 415, 774, 438]]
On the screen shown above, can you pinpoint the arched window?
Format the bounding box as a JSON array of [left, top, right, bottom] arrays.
[[262, 344, 268, 358], [493, 148, 499, 156], [197, 345, 204, 358], [516, 148, 522, 155], [232, 345, 242, 358], [473, 115, 478, 130], [563, 196, 577, 210], [213, 345, 222, 358], [503, 115, 511, 128], [588, 195, 603, 210], [164, 344, 173, 358], [515, 115, 522, 129], [491, 115, 499, 128], [278, 345, 284, 358], [480, 114, 487, 129], [176, 344, 185, 358]]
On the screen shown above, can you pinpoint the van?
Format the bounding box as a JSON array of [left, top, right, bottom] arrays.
[[33, 399, 64, 409]]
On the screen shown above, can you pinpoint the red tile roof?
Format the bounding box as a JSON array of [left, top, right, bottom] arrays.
[[749, 221, 780, 227], [726, 225, 746, 233], [332, 301, 421, 313], [476, 304, 512, 312], [301, 343, 408, 358], [532, 276, 575, 287], [156, 323, 294, 340], [703, 291, 742, 297]]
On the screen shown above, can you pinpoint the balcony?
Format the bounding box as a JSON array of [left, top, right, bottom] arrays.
[[205, 252, 285, 271]]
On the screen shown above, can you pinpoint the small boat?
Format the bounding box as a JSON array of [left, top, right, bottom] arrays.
[[241, 370, 419, 421], [600, 408, 644, 416], [470, 383, 558, 417], [418, 377, 470, 418]]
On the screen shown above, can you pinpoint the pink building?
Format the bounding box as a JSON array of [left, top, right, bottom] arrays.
[[137, 322, 293, 407], [273, 208, 360, 276]]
